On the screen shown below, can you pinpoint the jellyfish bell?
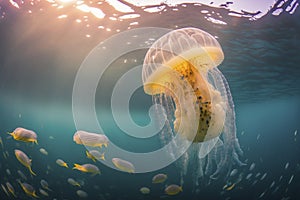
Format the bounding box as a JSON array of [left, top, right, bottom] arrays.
[[142, 27, 244, 181], [142, 27, 226, 143]]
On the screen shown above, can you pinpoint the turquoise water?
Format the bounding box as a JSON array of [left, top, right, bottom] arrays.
[[0, 0, 300, 199]]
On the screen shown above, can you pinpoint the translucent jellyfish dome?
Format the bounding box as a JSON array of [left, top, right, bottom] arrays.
[[142, 27, 226, 143]]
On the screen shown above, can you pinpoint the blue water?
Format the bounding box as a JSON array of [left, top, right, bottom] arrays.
[[0, 1, 300, 200]]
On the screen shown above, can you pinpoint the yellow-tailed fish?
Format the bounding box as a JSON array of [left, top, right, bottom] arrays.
[[19, 181, 39, 198], [224, 183, 236, 191], [8, 127, 38, 144], [73, 163, 100, 176], [6, 182, 17, 197], [86, 150, 105, 162], [67, 178, 81, 187], [56, 159, 68, 168], [14, 149, 36, 176], [39, 188, 49, 197]]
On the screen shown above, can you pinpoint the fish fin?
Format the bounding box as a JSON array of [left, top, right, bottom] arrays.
[[91, 172, 100, 177], [64, 163, 69, 168], [73, 163, 80, 170], [104, 143, 108, 148], [46, 187, 52, 191], [17, 179, 22, 185], [7, 132, 14, 138], [34, 140, 38, 145], [92, 158, 96, 162], [32, 191, 39, 198], [28, 167, 36, 176], [101, 153, 105, 161], [179, 186, 183, 191], [85, 151, 89, 157]]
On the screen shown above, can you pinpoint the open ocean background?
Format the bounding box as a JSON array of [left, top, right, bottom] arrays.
[[0, 0, 300, 199]]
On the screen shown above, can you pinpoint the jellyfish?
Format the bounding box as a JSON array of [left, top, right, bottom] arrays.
[[142, 27, 244, 184]]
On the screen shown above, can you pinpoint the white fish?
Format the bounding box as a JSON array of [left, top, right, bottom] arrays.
[[258, 190, 266, 198], [73, 130, 109, 148], [260, 173, 267, 180], [1, 184, 9, 197], [17, 170, 27, 180], [39, 188, 49, 196], [256, 134, 260, 140], [285, 162, 289, 170], [230, 169, 238, 177], [152, 173, 167, 183], [251, 180, 258, 186], [40, 179, 52, 191], [39, 148, 48, 156], [246, 173, 252, 180], [288, 175, 294, 184], [272, 186, 280, 194], [140, 187, 150, 194], [76, 190, 88, 198], [6, 169, 11, 175], [249, 163, 255, 171], [112, 158, 135, 173], [67, 178, 81, 187], [269, 181, 275, 188], [255, 172, 261, 178]]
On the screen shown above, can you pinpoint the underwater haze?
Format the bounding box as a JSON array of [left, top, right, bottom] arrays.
[[0, 0, 300, 200]]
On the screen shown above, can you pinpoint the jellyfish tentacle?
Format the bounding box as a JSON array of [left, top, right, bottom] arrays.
[[216, 69, 244, 159], [208, 68, 245, 179], [234, 138, 244, 157]]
